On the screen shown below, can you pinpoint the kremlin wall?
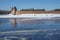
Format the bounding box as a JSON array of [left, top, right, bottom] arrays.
[[11, 7, 60, 15]]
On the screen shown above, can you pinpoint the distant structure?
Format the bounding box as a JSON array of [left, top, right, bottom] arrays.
[[11, 6, 17, 15], [11, 6, 60, 15]]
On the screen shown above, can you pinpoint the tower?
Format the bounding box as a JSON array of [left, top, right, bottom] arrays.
[[11, 6, 17, 15]]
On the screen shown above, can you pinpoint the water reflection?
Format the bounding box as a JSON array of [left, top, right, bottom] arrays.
[[10, 18, 60, 29], [11, 18, 17, 28]]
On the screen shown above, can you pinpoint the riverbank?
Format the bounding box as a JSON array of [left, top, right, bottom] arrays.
[[0, 14, 60, 18]]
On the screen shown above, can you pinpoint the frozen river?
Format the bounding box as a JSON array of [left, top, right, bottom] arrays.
[[0, 18, 60, 40]]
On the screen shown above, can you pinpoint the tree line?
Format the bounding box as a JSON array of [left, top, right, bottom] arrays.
[[0, 10, 10, 15]]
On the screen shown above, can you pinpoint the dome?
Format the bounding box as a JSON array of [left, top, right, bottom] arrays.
[[11, 6, 17, 11]]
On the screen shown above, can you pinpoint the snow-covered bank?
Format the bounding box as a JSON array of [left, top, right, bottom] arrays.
[[0, 14, 60, 19]]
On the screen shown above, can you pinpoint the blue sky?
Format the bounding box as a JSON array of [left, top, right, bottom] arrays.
[[0, 0, 60, 10]]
